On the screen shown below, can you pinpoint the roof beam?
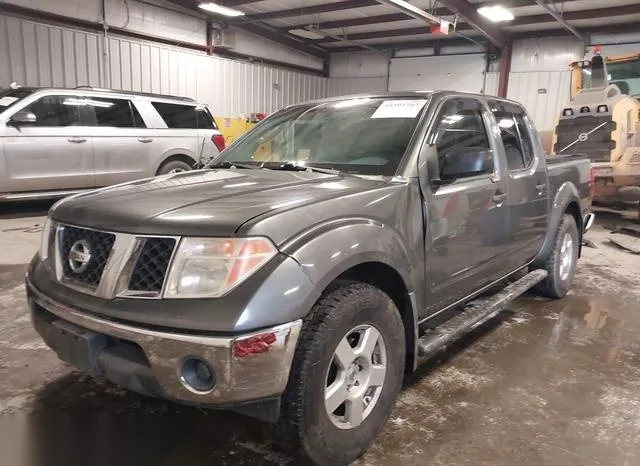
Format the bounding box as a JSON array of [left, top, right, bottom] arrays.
[[535, 0, 583, 41], [248, 0, 379, 21], [435, 0, 508, 48], [234, 22, 329, 59], [284, 0, 585, 30], [163, 0, 330, 59], [319, 24, 475, 43], [329, 37, 487, 54], [319, 4, 640, 44]]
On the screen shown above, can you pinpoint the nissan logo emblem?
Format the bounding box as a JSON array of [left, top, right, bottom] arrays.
[[68, 239, 92, 274]]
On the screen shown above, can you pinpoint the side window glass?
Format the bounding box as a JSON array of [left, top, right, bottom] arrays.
[[86, 98, 144, 128], [24, 95, 82, 127], [432, 98, 493, 180], [494, 112, 525, 170], [515, 114, 534, 166], [152, 102, 215, 129], [490, 101, 534, 171]]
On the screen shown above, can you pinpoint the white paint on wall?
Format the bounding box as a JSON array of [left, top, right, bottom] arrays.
[[230, 27, 323, 72], [2, 0, 323, 69], [329, 51, 389, 79], [507, 71, 572, 153], [327, 77, 387, 97], [511, 37, 584, 73], [0, 14, 327, 116], [389, 55, 487, 93]]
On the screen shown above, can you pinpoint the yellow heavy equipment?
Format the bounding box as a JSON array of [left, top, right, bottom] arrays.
[[551, 47, 640, 214]]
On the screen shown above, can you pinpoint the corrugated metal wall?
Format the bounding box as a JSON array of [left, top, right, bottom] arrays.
[[327, 77, 387, 97], [507, 71, 572, 152], [506, 37, 584, 152], [327, 51, 388, 97], [0, 14, 327, 116], [484, 72, 499, 96]]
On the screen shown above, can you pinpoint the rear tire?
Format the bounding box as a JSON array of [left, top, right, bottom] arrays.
[[157, 160, 192, 175], [534, 214, 579, 299], [276, 282, 405, 466]]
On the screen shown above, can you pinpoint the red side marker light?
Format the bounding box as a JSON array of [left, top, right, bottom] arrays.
[[233, 332, 277, 358]]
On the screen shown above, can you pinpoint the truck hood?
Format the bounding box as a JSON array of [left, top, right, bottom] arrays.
[[50, 169, 387, 237]]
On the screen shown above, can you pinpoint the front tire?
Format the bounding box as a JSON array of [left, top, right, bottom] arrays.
[[276, 282, 405, 466], [534, 214, 579, 298]]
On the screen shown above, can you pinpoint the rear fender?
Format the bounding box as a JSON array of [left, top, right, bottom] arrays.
[[534, 181, 583, 265]]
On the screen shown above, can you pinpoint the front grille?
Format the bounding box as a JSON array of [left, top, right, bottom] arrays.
[[61, 226, 116, 288], [128, 238, 176, 293]]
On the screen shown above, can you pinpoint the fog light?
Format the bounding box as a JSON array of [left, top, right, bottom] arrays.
[[180, 357, 215, 393]]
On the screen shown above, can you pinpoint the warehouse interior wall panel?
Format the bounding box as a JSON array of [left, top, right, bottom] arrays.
[[231, 27, 324, 72], [327, 51, 389, 97], [511, 37, 585, 73], [507, 71, 572, 154], [389, 55, 487, 93], [326, 77, 388, 97], [2, 0, 322, 70], [329, 51, 390, 79], [484, 72, 500, 96], [0, 14, 327, 117]]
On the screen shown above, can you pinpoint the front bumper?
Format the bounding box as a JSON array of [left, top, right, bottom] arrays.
[[27, 278, 302, 407]]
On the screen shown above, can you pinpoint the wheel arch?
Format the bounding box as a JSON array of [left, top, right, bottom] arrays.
[[155, 152, 198, 175], [534, 182, 583, 266], [334, 261, 418, 374]]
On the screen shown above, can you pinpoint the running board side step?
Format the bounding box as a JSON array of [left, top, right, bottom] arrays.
[[417, 269, 548, 358]]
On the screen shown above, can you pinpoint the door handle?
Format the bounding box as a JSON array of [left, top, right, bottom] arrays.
[[68, 137, 87, 144], [535, 183, 547, 195], [138, 137, 153, 143], [492, 192, 507, 204]]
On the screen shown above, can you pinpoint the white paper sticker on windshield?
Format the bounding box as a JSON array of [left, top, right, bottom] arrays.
[[0, 96, 19, 107], [371, 99, 427, 119]]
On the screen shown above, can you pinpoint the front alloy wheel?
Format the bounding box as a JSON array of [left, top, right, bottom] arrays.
[[325, 325, 387, 429], [277, 282, 405, 466]]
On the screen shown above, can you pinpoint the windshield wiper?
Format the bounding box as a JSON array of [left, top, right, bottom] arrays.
[[265, 162, 342, 175], [208, 161, 257, 170]]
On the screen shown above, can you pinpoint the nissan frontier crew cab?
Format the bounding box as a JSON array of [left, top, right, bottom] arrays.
[[27, 92, 593, 465]]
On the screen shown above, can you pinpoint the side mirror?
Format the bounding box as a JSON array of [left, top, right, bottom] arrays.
[[440, 147, 493, 180], [9, 111, 37, 127]]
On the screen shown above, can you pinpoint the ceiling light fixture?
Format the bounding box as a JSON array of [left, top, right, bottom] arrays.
[[477, 5, 514, 22], [198, 2, 245, 17]]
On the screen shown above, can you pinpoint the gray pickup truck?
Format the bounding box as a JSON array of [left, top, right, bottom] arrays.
[[26, 91, 593, 465]]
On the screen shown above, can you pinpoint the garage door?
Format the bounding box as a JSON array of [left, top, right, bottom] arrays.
[[388, 55, 487, 93]]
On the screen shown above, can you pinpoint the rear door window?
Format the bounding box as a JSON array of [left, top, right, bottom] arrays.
[[151, 102, 216, 129], [82, 97, 146, 128], [490, 101, 535, 170]]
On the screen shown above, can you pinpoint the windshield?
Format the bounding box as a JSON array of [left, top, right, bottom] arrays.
[[582, 56, 640, 98], [211, 97, 429, 176], [0, 88, 35, 112]]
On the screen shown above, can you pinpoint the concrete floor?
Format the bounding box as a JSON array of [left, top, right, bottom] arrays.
[[1, 202, 639, 466]]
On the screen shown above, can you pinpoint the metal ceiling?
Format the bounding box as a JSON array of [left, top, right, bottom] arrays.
[[168, 0, 640, 54]]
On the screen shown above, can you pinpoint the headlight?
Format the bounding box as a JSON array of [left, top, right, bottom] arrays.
[[39, 217, 53, 261], [164, 237, 278, 298]]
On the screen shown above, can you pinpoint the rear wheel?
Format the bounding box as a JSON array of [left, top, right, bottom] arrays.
[[534, 214, 579, 299], [276, 282, 405, 466], [157, 160, 192, 175]]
